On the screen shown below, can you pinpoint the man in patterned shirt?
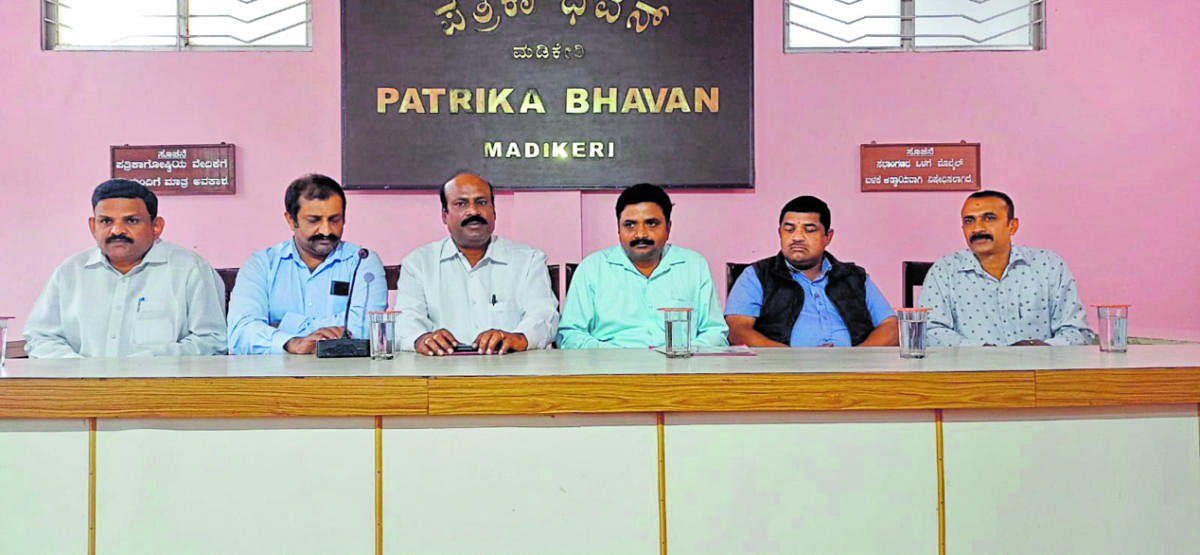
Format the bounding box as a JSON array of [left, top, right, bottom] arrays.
[[918, 190, 1095, 346]]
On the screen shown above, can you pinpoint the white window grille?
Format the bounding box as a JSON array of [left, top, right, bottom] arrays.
[[42, 0, 312, 51], [785, 0, 1044, 52]]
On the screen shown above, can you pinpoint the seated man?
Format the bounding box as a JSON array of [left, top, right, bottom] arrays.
[[557, 183, 727, 348], [919, 190, 1094, 346], [395, 173, 559, 355], [24, 179, 226, 357], [725, 196, 897, 347], [227, 174, 387, 354]]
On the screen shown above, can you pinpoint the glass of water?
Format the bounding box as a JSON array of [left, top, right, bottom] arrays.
[[367, 311, 399, 360], [0, 316, 12, 369], [1093, 305, 1129, 353], [659, 308, 693, 358], [895, 308, 930, 359]]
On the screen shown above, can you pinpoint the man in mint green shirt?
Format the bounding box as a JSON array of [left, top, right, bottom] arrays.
[[557, 184, 728, 348]]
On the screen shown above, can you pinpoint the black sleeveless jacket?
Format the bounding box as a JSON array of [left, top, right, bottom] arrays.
[[749, 251, 876, 346]]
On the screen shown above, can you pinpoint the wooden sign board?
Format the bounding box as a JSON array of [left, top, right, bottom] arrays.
[[861, 143, 980, 192], [111, 144, 236, 196]]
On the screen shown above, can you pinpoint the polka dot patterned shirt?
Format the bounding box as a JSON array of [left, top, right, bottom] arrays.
[[917, 246, 1095, 346]]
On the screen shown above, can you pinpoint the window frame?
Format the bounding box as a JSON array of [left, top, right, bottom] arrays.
[[41, 0, 313, 52], [783, 0, 1045, 53]]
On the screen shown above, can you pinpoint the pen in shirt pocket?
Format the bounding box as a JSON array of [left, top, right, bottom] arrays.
[[137, 297, 146, 313], [491, 294, 498, 306]]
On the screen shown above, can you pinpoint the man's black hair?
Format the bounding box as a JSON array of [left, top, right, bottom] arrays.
[[779, 195, 831, 231], [284, 173, 346, 222], [615, 183, 674, 222], [966, 190, 1015, 220], [92, 179, 159, 220], [439, 172, 496, 212]]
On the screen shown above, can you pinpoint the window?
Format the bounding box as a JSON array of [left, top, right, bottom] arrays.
[[42, 0, 311, 51], [785, 0, 1044, 52]]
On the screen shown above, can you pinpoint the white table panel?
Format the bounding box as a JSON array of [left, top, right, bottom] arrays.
[[0, 419, 89, 554], [944, 405, 1200, 554], [665, 411, 939, 554], [382, 414, 659, 554], [96, 418, 374, 555]]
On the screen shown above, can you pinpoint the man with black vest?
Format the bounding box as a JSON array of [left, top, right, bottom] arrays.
[[725, 196, 898, 347]]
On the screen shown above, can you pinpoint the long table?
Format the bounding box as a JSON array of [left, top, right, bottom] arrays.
[[3, 345, 1199, 554]]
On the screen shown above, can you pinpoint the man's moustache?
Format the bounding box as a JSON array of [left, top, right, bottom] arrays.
[[106, 235, 133, 244], [308, 234, 339, 242], [629, 239, 655, 248], [461, 215, 489, 226], [970, 233, 993, 242]]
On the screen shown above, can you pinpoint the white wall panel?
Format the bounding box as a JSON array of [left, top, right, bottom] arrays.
[[383, 414, 659, 554], [665, 411, 939, 554], [0, 419, 89, 554], [96, 418, 374, 555], [944, 405, 1200, 554]]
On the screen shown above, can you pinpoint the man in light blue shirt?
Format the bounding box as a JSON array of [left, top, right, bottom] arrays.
[[557, 183, 727, 349], [227, 174, 386, 354], [919, 190, 1094, 346], [725, 196, 897, 347]]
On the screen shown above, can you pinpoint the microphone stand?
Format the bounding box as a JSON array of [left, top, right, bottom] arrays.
[[316, 248, 371, 358]]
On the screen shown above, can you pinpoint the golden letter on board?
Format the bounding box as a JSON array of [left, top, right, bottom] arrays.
[[565, 88, 588, 114], [377, 88, 400, 113], [519, 89, 547, 114]]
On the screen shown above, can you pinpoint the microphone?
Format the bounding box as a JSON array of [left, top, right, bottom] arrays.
[[316, 248, 371, 358], [360, 272, 375, 335]]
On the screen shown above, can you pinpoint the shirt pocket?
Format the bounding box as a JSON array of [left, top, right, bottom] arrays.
[[133, 311, 175, 346], [487, 301, 521, 330]]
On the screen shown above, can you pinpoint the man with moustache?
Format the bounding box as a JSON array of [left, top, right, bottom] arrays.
[[227, 173, 387, 354], [23, 179, 226, 357], [394, 173, 558, 355], [919, 190, 1094, 346], [725, 196, 897, 347], [557, 183, 727, 348]]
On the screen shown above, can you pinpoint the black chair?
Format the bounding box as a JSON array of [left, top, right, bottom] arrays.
[[215, 268, 239, 311], [726, 262, 751, 295], [563, 263, 578, 299], [384, 265, 401, 291], [902, 261, 934, 308], [548, 264, 560, 302]]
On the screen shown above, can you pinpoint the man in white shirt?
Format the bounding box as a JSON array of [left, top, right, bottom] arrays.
[[23, 179, 226, 358], [395, 173, 559, 355]]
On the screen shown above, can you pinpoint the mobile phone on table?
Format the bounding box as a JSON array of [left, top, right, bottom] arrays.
[[452, 343, 477, 353]]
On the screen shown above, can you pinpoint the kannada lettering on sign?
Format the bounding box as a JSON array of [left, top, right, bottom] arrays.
[[110, 144, 236, 196], [860, 143, 981, 192], [341, 0, 753, 190]]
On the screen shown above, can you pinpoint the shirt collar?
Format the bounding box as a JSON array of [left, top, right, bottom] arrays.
[[439, 236, 507, 265], [279, 239, 354, 268], [83, 240, 167, 271], [956, 245, 1029, 276], [788, 256, 832, 283], [604, 244, 684, 277]]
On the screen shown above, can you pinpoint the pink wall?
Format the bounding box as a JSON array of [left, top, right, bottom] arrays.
[[3, 1, 1198, 340]]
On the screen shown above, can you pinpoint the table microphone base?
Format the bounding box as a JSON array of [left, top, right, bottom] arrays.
[[315, 337, 369, 358]]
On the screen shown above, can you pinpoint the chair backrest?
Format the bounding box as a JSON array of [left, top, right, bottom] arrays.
[[548, 264, 560, 302], [384, 265, 401, 291], [726, 262, 751, 295], [215, 268, 239, 311], [563, 263, 578, 300], [902, 261, 934, 308]]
